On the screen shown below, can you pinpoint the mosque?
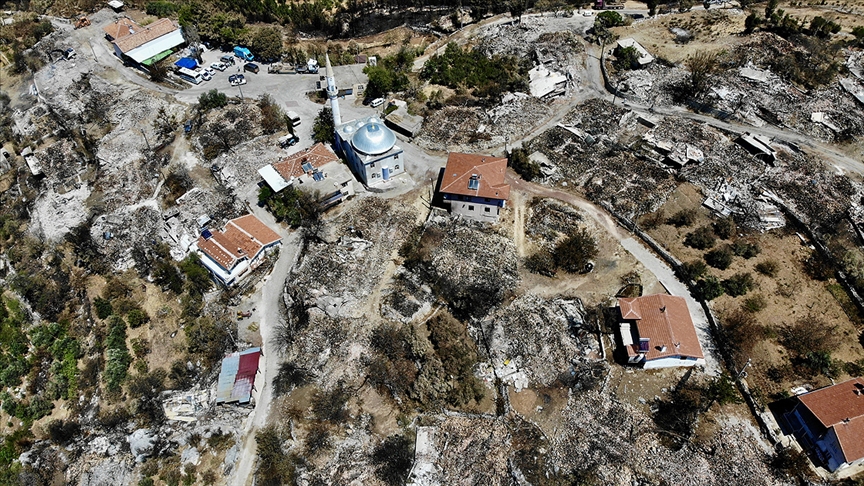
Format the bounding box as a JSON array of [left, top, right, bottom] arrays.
[[325, 54, 405, 186]]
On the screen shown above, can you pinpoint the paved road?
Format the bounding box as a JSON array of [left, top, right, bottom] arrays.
[[230, 220, 302, 486]]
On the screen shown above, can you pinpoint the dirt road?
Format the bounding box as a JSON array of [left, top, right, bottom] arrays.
[[509, 176, 721, 374]]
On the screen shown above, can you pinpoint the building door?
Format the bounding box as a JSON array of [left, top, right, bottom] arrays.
[[382, 166, 390, 180]]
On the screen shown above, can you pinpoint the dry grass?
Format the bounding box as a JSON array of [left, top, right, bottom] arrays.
[[645, 184, 864, 397]]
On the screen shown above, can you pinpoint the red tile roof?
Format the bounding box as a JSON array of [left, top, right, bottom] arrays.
[[111, 18, 179, 54], [798, 378, 864, 464], [618, 294, 704, 361], [197, 214, 281, 270], [440, 153, 510, 200], [272, 143, 339, 181], [103, 18, 141, 41]]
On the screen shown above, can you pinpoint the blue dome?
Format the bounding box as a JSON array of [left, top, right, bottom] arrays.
[[350, 122, 396, 155]]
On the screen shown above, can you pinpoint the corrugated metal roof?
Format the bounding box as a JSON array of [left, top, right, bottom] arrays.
[[215, 348, 261, 404]]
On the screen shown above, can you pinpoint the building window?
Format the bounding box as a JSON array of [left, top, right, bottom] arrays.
[[497, 208, 500, 215], [468, 205, 474, 211], [484, 207, 490, 213], [394, 165, 399, 170], [370, 162, 375, 168]]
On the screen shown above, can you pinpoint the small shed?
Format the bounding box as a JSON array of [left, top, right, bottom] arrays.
[[215, 347, 261, 405]]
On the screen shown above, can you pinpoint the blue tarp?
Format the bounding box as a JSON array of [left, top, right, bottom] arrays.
[[174, 57, 197, 69]]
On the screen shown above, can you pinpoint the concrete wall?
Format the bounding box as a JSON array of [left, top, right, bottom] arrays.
[[450, 200, 502, 222]]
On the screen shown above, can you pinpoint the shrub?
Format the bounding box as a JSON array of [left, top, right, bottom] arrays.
[[780, 316, 838, 357], [723, 309, 765, 357], [755, 260, 779, 277], [681, 260, 707, 280], [705, 246, 733, 270], [742, 294, 767, 313], [697, 275, 725, 300], [712, 218, 736, 239], [273, 362, 309, 397], [372, 435, 414, 485], [667, 209, 697, 227], [47, 420, 80, 445], [803, 252, 833, 281], [255, 426, 295, 484], [684, 226, 715, 250], [524, 250, 556, 276], [126, 308, 150, 329], [257, 94, 285, 134], [732, 240, 760, 259], [304, 424, 331, 456], [93, 297, 113, 319], [706, 373, 741, 405], [554, 227, 598, 274], [723, 272, 755, 297]]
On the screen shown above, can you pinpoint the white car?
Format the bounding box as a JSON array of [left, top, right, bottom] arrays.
[[210, 62, 226, 71], [229, 74, 246, 86], [370, 98, 385, 108], [201, 70, 212, 81]]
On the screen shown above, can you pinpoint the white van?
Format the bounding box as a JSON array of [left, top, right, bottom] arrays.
[[370, 98, 384, 108], [176, 67, 203, 85], [287, 111, 301, 127]]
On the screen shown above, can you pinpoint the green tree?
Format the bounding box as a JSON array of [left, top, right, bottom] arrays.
[[596, 11, 625, 28], [257, 94, 286, 134], [250, 26, 284, 61], [554, 228, 598, 274], [614, 45, 640, 70], [312, 106, 335, 144], [697, 275, 725, 300], [198, 90, 228, 112], [705, 246, 733, 270], [722, 272, 755, 297], [508, 148, 540, 181], [684, 226, 716, 250], [149, 60, 169, 82]]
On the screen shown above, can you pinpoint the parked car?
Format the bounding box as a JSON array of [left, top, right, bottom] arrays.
[[243, 63, 260, 74], [200, 70, 212, 81], [278, 134, 299, 148], [228, 74, 246, 86], [220, 55, 235, 66], [210, 62, 226, 71], [370, 98, 385, 108]]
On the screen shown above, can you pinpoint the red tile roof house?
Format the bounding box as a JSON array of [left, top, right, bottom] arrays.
[[191, 214, 282, 286], [617, 294, 705, 369], [103, 17, 185, 66], [784, 378, 864, 472], [439, 153, 511, 222], [257, 143, 341, 193]]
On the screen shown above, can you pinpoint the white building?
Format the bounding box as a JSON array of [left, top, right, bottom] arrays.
[[617, 294, 705, 369], [103, 17, 185, 66], [326, 54, 406, 186], [439, 153, 510, 223], [615, 38, 654, 67], [191, 214, 281, 286]]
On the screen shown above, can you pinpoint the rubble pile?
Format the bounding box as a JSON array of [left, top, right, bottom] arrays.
[[290, 197, 417, 319], [485, 295, 603, 387], [615, 62, 688, 107], [90, 206, 164, 271], [416, 93, 550, 152], [478, 23, 585, 75], [527, 100, 678, 217], [194, 105, 263, 165], [549, 389, 781, 485], [160, 186, 243, 260], [210, 137, 286, 192], [426, 416, 511, 484], [413, 216, 519, 317], [524, 197, 584, 250], [380, 267, 437, 323]]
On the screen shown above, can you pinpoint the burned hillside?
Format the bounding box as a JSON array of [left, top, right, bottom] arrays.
[[401, 213, 519, 319]]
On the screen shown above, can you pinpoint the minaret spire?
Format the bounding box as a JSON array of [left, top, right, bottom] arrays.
[[325, 53, 342, 127]]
